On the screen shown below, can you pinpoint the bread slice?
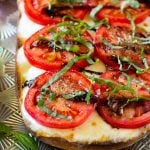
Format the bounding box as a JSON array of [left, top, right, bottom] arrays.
[[16, 0, 150, 149]]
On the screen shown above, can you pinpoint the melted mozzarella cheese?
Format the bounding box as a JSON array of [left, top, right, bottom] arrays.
[[17, 0, 150, 145], [17, 47, 45, 79]]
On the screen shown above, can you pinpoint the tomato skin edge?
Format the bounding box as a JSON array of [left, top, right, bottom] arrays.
[[24, 70, 95, 129], [98, 105, 150, 129], [96, 8, 150, 25], [24, 0, 89, 25], [95, 70, 150, 129], [95, 45, 119, 70], [24, 0, 60, 25], [23, 25, 64, 70]]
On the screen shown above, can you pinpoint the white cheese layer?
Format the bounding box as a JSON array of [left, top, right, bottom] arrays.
[[17, 47, 45, 80]]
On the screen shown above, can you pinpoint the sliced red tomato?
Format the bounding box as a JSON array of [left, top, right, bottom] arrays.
[[96, 4, 150, 24], [24, 25, 93, 70], [24, 0, 89, 25], [98, 101, 150, 128], [24, 70, 94, 129], [95, 23, 132, 45], [97, 70, 150, 99], [95, 25, 150, 70], [139, 72, 150, 85], [94, 70, 150, 128]]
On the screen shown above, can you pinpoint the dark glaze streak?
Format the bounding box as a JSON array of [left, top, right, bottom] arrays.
[[31, 39, 88, 55], [83, 70, 102, 75], [42, 6, 87, 17], [22, 79, 35, 88], [106, 99, 127, 115], [31, 40, 53, 49]]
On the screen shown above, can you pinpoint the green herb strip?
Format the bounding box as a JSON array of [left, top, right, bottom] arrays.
[[47, 21, 91, 53], [134, 36, 150, 45], [125, 11, 136, 38], [90, 4, 103, 21], [0, 122, 38, 150], [62, 91, 86, 99], [118, 56, 145, 73], [85, 90, 92, 104], [88, 73, 137, 101], [117, 48, 149, 74], [113, 0, 139, 11], [38, 99, 72, 120], [102, 38, 123, 49], [36, 18, 108, 52], [127, 96, 150, 103], [113, 0, 119, 3], [91, 18, 109, 30], [90, 72, 150, 103]]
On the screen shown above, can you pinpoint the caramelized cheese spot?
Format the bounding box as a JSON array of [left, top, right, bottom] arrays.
[[67, 133, 74, 140], [92, 122, 96, 126]]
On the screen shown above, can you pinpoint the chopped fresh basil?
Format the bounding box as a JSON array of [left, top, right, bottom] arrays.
[[119, 0, 139, 11], [127, 96, 150, 103], [91, 77, 116, 89], [134, 36, 150, 45], [90, 18, 109, 30], [62, 91, 86, 99], [86, 57, 95, 65], [85, 90, 92, 104], [122, 72, 131, 86], [37, 99, 72, 120], [117, 48, 149, 74], [47, 21, 91, 53], [90, 4, 103, 21], [49, 91, 57, 101], [129, 0, 139, 8], [107, 82, 136, 100], [102, 38, 123, 49], [87, 74, 136, 100], [113, 0, 119, 3], [37, 98, 44, 107], [125, 11, 136, 38], [85, 66, 147, 102]]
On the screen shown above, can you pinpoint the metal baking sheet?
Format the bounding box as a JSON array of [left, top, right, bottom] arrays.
[[0, 0, 149, 150]]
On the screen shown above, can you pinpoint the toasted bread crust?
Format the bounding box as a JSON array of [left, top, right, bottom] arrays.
[[17, 0, 150, 149]]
